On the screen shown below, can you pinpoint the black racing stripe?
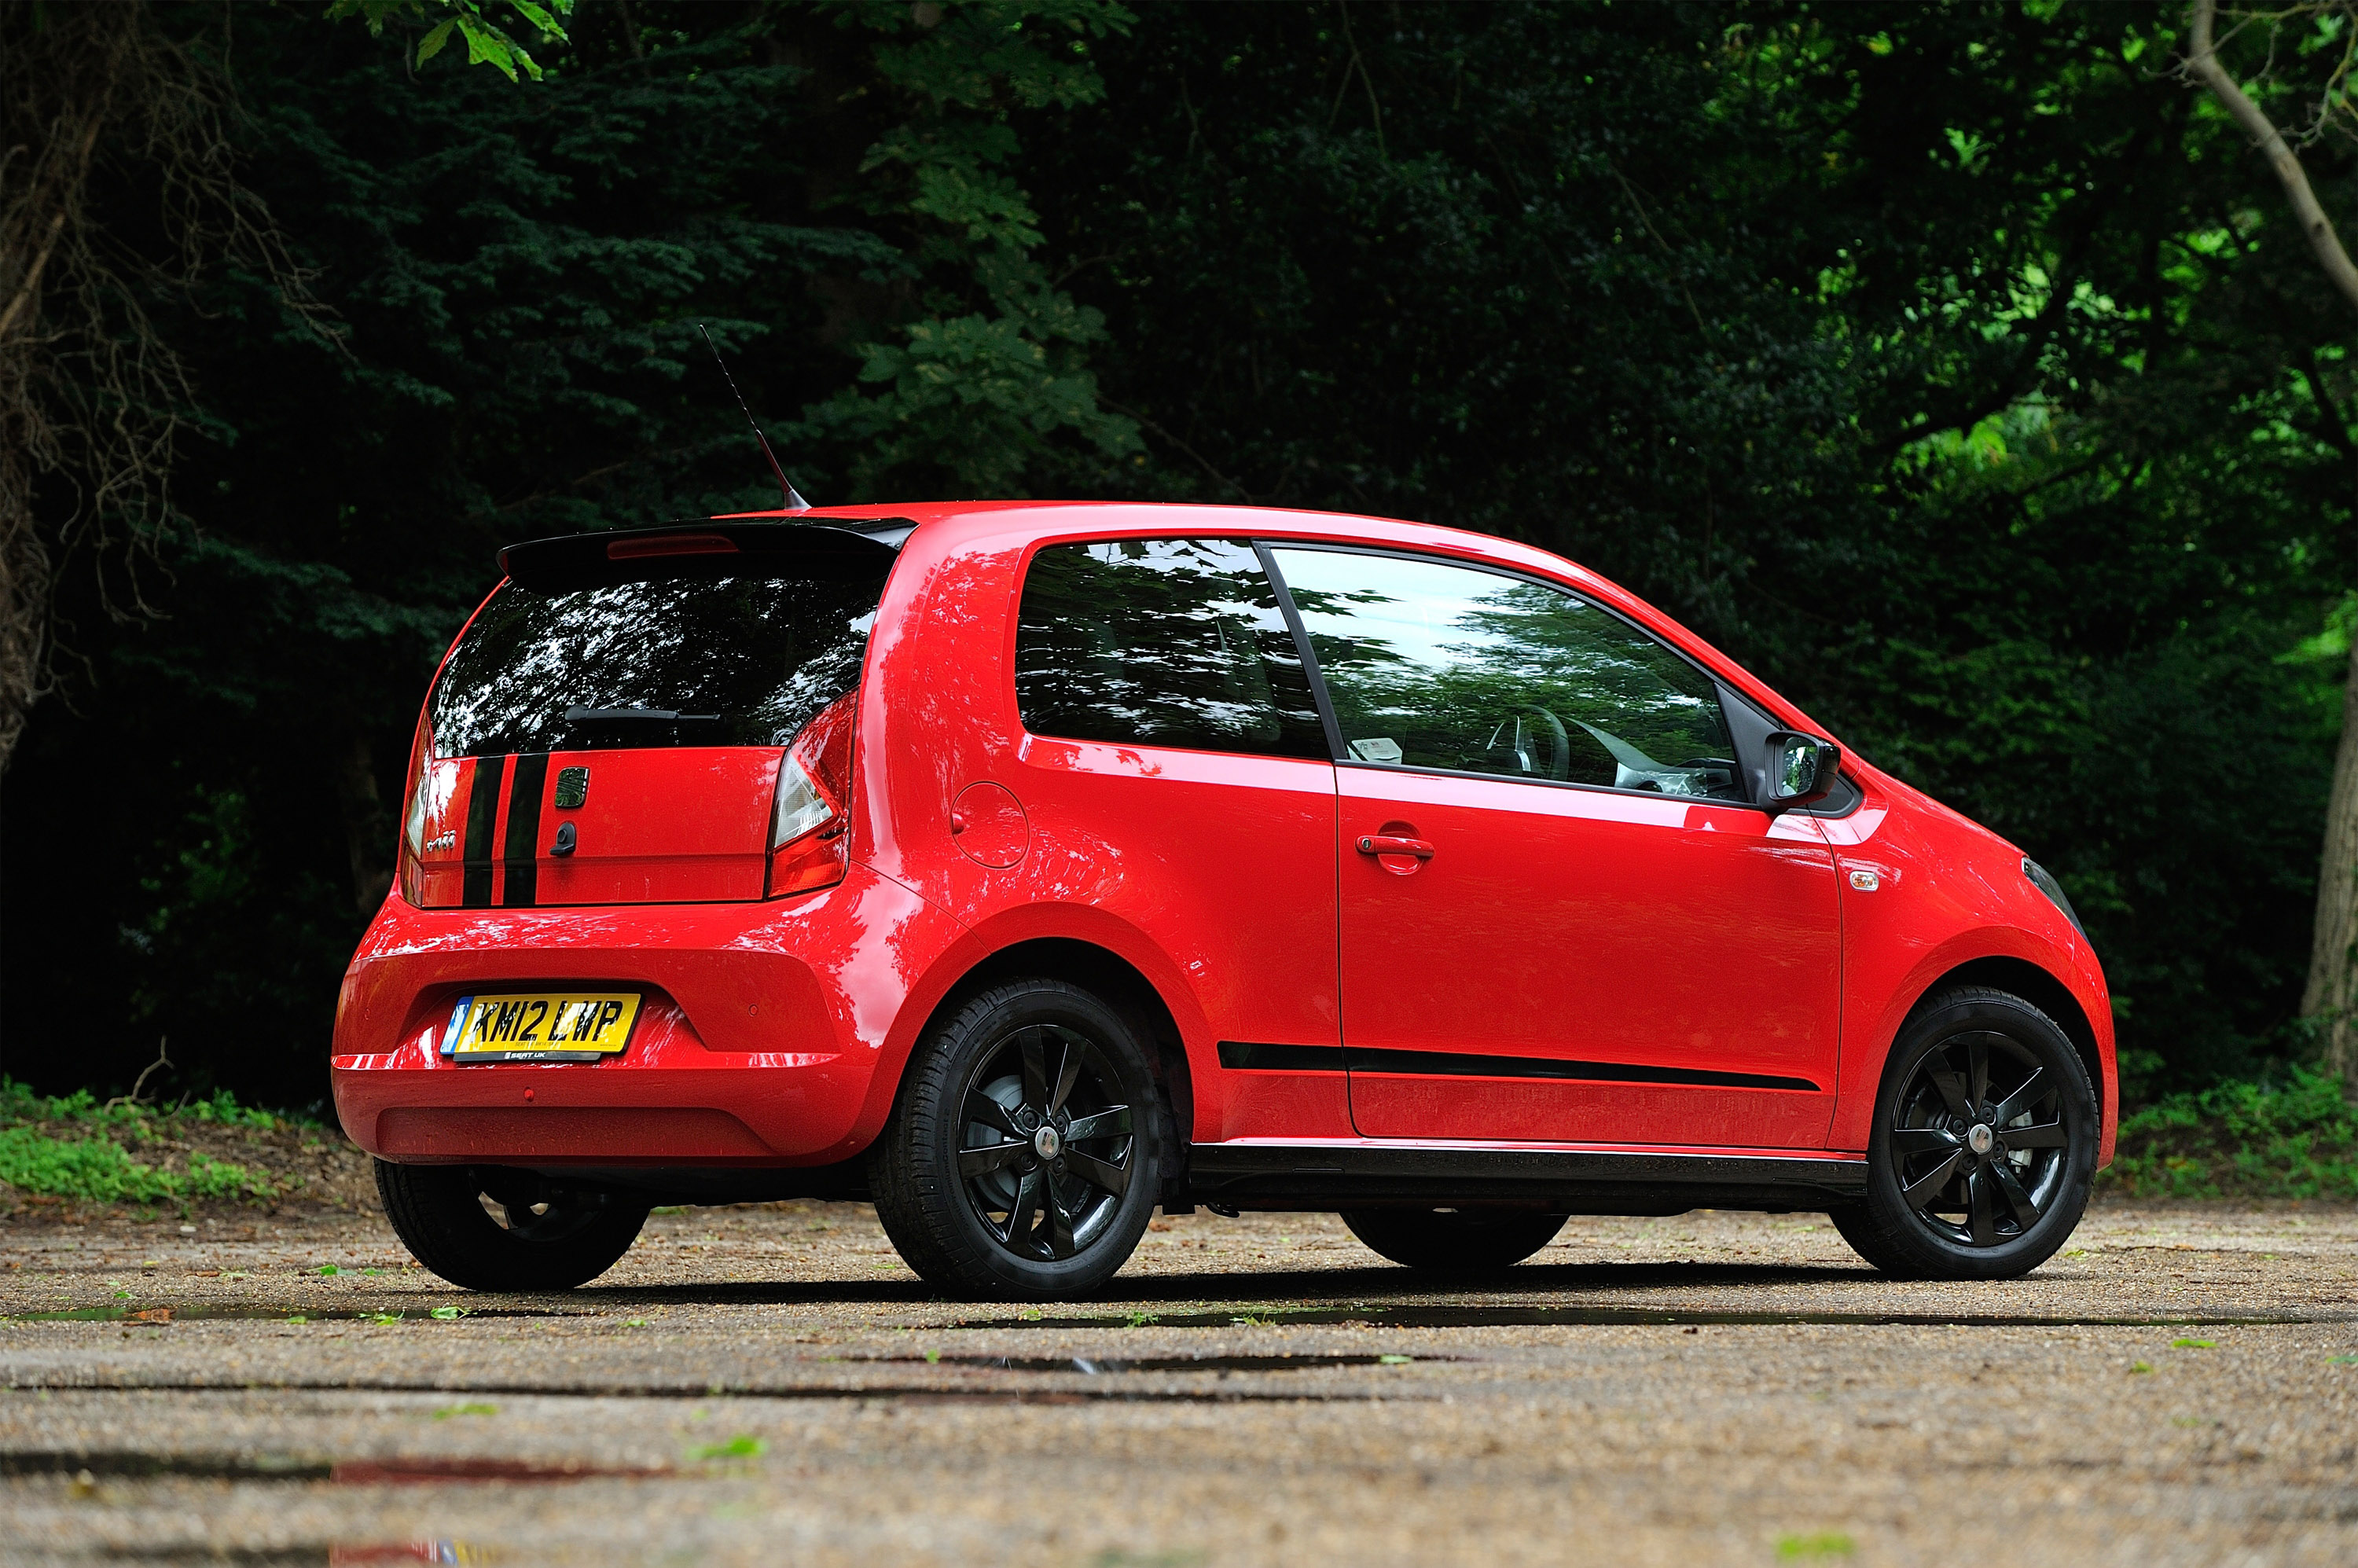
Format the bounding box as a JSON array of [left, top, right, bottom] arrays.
[[1218, 1041, 1347, 1072], [461, 753, 505, 909], [1342, 1047, 1820, 1094], [501, 752, 549, 908]]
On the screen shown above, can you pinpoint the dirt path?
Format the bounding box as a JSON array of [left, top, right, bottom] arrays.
[[4, 1199, 2356, 1566]]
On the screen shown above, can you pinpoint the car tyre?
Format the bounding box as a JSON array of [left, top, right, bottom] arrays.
[[869, 979, 1168, 1301], [1339, 1207, 1569, 1274], [375, 1160, 650, 1292], [1831, 986, 2097, 1280]]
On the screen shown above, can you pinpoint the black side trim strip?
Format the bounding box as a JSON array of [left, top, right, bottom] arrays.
[[461, 754, 505, 909], [501, 752, 549, 908], [1185, 1142, 1868, 1209], [1218, 1041, 1347, 1072], [1342, 1046, 1819, 1094]]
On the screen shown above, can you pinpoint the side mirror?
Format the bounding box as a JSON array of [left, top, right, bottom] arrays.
[[1762, 731, 1841, 813]]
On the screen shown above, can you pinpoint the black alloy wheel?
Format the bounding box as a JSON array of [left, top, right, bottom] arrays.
[[1889, 1031, 2068, 1247], [869, 979, 1166, 1299], [1832, 986, 2096, 1280], [956, 1023, 1138, 1261], [375, 1161, 651, 1291]]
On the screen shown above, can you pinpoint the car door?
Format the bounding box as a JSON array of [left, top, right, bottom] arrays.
[[1006, 537, 1347, 1144], [1265, 545, 1843, 1150]]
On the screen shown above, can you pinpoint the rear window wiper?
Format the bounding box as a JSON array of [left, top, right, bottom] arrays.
[[561, 706, 722, 726], [557, 706, 729, 747]]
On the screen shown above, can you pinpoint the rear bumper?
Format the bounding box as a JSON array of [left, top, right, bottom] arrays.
[[330, 864, 963, 1167]]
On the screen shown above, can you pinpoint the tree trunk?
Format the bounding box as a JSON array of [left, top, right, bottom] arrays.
[[2187, 0, 2358, 1092], [0, 11, 119, 774], [336, 733, 394, 916], [0, 2, 315, 779], [2305, 640, 2358, 1085]]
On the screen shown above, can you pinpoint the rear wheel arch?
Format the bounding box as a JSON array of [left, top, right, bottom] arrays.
[[905, 937, 1193, 1190]]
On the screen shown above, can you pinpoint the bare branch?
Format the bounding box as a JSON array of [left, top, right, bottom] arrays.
[[2183, 0, 2358, 316], [1606, 161, 1710, 339], [1100, 399, 1252, 501]]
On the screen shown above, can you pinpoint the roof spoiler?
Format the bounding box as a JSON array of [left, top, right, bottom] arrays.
[[498, 519, 913, 593]]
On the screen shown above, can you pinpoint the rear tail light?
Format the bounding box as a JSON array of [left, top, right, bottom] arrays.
[[399, 711, 433, 907], [766, 690, 858, 898]]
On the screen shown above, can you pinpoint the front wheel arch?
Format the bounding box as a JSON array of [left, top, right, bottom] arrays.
[[1838, 950, 2110, 1165], [1927, 956, 2103, 1118], [1833, 985, 2097, 1280]]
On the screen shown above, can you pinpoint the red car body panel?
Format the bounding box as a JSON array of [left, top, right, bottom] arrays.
[[332, 501, 2116, 1192], [336, 863, 967, 1164], [1816, 768, 2117, 1164], [410, 747, 780, 908], [1332, 767, 1843, 1148]]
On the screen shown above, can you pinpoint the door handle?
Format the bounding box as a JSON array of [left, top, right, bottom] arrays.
[[1356, 834, 1434, 861]]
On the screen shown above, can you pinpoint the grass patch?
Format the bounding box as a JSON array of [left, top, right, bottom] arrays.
[[692, 1435, 764, 1460], [0, 1077, 303, 1206], [2102, 1068, 2358, 1200]]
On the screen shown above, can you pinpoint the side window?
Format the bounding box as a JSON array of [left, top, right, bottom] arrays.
[[1268, 547, 1742, 799], [1015, 538, 1329, 759]]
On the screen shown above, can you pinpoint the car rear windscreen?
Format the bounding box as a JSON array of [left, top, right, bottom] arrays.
[[432, 568, 886, 757]]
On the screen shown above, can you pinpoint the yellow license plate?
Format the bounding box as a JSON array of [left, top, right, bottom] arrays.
[[443, 992, 643, 1063]]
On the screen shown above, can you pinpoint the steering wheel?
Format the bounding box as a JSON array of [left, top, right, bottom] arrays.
[[1484, 705, 1572, 780]]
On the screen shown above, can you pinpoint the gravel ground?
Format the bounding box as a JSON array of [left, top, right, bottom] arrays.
[[3, 1196, 2356, 1566]]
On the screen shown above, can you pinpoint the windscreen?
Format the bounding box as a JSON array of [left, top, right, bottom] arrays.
[[431, 570, 886, 758]]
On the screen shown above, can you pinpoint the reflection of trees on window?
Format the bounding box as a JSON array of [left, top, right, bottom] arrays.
[[1273, 550, 1738, 799], [435, 574, 883, 757], [1015, 539, 1327, 758]]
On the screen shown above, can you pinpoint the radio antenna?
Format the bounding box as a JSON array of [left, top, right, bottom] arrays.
[[698, 324, 810, 512]]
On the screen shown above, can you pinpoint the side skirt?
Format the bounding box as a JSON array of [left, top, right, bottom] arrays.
[[1184, 1141, 1868, 1215], [513, 1144, 1870, 1217]]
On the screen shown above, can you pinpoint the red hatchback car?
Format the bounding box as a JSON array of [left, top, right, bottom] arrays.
[[333, 502, 2114, 1300]]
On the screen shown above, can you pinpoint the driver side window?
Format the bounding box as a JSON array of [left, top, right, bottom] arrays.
[[1268, 547, 1742, 800]]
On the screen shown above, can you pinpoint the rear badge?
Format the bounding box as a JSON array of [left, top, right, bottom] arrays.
[[554, 766, 590, 810]]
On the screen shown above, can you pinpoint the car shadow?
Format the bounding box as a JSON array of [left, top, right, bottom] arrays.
[[569, 1258, 1874, 1313]]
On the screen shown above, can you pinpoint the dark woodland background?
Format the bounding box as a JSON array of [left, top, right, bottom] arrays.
[[6, 2, 2352, 1111]]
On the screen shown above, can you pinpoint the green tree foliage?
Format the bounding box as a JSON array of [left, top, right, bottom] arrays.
[[1, 2, 2351, 1113], [803, 1, 1142, 494], [327, 0, 577, 82], [1034, 4, 2351, 1094]]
